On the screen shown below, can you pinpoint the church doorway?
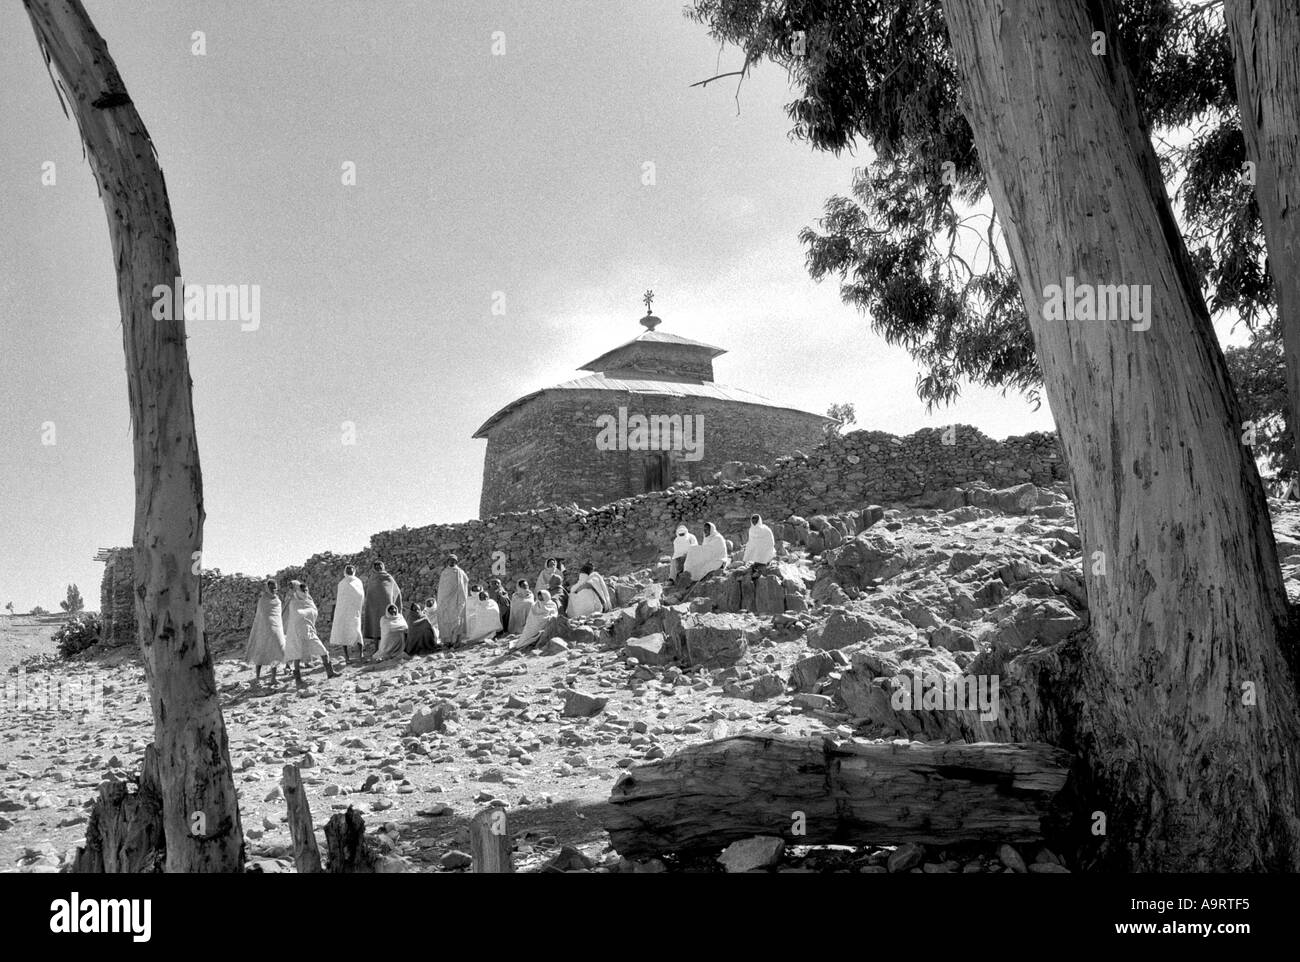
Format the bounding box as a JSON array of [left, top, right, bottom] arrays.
[[643, 451, 671, 493]]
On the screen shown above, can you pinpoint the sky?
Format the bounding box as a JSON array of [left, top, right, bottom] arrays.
[[0, 0, 1065, 612]]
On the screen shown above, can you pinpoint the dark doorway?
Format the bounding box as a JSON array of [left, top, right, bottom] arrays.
[[643, 452, 670, 493]]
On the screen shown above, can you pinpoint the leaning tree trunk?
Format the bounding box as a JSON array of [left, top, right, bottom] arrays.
[[1225, 0, 1300, 474], [939, 0, 1300, 871], [24, 0, 243, 872]]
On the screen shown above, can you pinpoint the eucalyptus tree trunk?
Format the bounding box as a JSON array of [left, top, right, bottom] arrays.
[[1226, 0, 1300, 474], [24, 0, 243, 872], [939, 0, 1300, 870]]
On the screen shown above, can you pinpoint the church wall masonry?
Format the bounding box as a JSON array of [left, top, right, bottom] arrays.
[[99, 425, 1065, 646], [479, 390, 831, 516]]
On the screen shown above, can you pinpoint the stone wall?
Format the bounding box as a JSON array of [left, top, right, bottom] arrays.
[[99, 548, 136, 646], [479, 389, 832, 516], [102, 425, 1066, 646]]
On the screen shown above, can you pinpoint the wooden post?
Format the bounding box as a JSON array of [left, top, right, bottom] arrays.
[[324, 807, 380, 873], [281, 765, 322, 874], [73, 744, 165, 873], [470, 807, 513, 873]]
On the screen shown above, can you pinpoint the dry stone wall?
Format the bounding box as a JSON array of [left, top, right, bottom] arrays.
[[99, 425, 1065, 646]]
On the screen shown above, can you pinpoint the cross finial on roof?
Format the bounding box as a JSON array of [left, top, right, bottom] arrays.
[[642, 289, 654, 314]]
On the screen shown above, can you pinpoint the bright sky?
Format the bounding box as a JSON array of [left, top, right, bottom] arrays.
[[0, 0, 1056, 612]]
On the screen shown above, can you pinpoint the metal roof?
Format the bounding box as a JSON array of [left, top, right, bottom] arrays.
[[472, 373, 832, 438], [578, 330, 726, 373]]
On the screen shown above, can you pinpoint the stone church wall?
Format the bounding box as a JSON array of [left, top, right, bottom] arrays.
[[479, 389, 831, 516]]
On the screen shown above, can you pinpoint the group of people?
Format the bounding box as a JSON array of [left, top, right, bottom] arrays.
[[244, 516, 776, 687], [243, 555, 616, 686], [670, 514, 776, 581]]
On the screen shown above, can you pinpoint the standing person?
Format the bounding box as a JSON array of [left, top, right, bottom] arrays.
[[246, 578, 286, 687], [362, 561, 402, 660], [328, 564, 365, 665], [508, 579, 533, 634], [437, 555, 469, 650], [375, 603, 409, 661], [567, 562, 611, 618], [670, 524, 698, 581], [486, 578, 511, 632], [283, 581, 338, 687], [742, 513, 777, 575]]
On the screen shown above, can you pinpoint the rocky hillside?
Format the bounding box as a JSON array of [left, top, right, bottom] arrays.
[[6, 484, 1299, 873]]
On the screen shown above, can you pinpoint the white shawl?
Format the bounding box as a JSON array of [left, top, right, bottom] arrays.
[[328, 575, 364, 648], [743, 520, 776, 565]]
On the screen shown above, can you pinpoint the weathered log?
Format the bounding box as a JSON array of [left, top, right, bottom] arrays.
[[470, 807, 513, 873], [281, 765, 322, 874], [73, 745, 165, 873], [323, 807, 381, 873], [604, 734, 1070, 858]]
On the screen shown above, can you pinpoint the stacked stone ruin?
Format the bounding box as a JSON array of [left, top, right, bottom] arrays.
[[98, 425, 1065, 647]]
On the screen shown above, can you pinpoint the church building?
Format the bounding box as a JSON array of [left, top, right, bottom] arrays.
[[473, 295, 834, 517]]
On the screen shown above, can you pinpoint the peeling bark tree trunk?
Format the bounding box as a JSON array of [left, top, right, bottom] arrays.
[[24, 0, 243, 872], [938, 0, 1300, 871], [1226, 0, 1300, 471]]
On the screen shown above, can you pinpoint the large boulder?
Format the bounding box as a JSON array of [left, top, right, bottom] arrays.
[[981, 597, 1087, 652], [623, 632, 672, 666], [718, 836, 785, 873], [753, 573, 786, 615], [974, 483, 1039, 515], [562, 690, 608, 718], [611, 599, 669, 647], [405, 700, 457, 736], [806, 610, 916, 651], [724, 672, 785, 701], [824, 534, 912, 588], [788, 651, 836, 693], [664, 610, 754, 668]]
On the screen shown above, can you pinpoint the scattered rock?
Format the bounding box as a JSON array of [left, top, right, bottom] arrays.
[[718, 836, 786, 873]]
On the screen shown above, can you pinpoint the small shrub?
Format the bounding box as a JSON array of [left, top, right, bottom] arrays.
[[54, 612, 102, 658]]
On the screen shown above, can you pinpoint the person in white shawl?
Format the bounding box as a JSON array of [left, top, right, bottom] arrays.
[[567, 563, 611, 618], [508, 580, 534, 634], [742, 513, 777, 568], [466, 588, 502, 642], [328, 564, 365, 664], [375, 603, 409, 661], [670, 524, 698, 581], [684, 522, 728, 582], [511, 589, 558, 651], [535, 557, 562, 593], [283, 581, 337, 686], [419, 596, 439, 637], [246, 579, 286, 686], [437, 556, 469, 649]]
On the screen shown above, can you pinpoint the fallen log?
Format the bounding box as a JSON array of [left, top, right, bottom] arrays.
[[604, 733, 1071, 858], [72, 744, 165, 873]]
